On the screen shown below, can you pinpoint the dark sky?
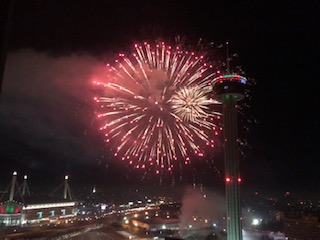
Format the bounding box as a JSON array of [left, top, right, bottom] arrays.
[[1, 0, 319, 197]]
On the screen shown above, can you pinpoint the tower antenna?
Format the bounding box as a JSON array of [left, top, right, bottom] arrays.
[[226, 41, 230, 74]]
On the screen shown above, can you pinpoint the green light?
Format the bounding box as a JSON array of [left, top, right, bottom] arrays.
[[223, 74, 236, 78], [6, 204, 15, 213], [37, 212, 43, 219]]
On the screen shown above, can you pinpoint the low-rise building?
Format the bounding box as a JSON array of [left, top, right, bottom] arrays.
[[284, 216, 320, 240]]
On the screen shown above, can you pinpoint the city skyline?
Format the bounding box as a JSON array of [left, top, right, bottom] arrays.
[[1, 0, 319, 196]]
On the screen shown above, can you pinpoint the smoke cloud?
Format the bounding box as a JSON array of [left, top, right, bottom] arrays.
[[179, 187, 225, 237], [0, 49, 109, 175]]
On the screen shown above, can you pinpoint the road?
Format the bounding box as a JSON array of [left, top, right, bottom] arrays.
[[69, 228, 129, 240], [0, 215, 118, 239], [0, 225, 129, 240]]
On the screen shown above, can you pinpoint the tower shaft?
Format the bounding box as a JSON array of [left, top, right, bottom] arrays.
[[63, 176, 72, 200], [63, 178, 68, 199], [22, 178, 30, 196], [223, 95, 242, 240], [9, 172, 17, 201]]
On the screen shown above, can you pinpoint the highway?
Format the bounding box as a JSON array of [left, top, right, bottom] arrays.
[[0, 214, 119, 239], [0, 225, 131, 240], [69, 227, 136, 240]]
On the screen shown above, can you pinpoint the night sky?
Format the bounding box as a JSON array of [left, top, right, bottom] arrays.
[[1, 0, 319, 197]]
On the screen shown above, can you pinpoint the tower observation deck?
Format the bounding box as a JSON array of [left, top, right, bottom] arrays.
[[212, 74, 247, 240]]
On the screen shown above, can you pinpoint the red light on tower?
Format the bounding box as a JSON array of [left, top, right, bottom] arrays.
[[226, 177, 231, 182], [238, 177, 242, 182]]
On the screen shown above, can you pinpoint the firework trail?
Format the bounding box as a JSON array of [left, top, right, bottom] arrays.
[[93, 41, 222, 173]]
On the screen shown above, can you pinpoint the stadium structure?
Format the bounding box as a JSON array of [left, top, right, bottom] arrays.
[[0, 172, 76, 226]]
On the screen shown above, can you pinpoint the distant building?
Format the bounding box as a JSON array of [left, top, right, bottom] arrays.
[[0, 200, 23, 226], [0, 172, 23, 226], [132, 218, 180, 232], [21, 196, 76, 225], [0, 172, 77, 227], [0, 197, 77, 226], [284, 216, 320, 240]]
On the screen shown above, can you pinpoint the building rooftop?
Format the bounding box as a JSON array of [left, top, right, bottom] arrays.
[[23, 195, 76, 205]]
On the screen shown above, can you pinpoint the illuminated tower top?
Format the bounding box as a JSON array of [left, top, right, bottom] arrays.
[[212, 41, 247, 102], [212, 74, 247, 102]]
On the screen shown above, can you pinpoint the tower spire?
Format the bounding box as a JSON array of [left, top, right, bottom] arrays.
[[226, 41, 230, 74], [63, 175, 72, 200], [9, 171, 17, 201], [21, 175, 30, 196]]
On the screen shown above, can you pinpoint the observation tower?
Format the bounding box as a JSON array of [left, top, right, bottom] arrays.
[[212, 43, 247, 240]]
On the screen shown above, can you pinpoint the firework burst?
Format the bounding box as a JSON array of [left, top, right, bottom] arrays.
[[93, 41, 222, 173]]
